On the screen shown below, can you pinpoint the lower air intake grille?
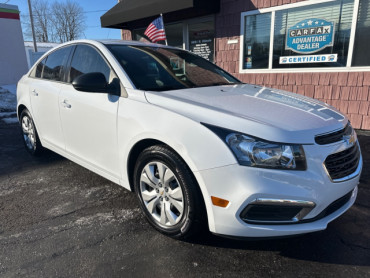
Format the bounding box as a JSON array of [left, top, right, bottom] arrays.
[[324, 144, 360, 180]]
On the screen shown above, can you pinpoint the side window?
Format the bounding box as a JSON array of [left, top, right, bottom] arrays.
[[30, 58, 47, 78], [42, 46, 72, 81], [69, 45, 111, 83]]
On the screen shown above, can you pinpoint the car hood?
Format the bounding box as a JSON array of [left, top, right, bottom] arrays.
[[144, 84, 347, 144]]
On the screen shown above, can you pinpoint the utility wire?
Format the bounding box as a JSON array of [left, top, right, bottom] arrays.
[[21, 9, 108, 16]]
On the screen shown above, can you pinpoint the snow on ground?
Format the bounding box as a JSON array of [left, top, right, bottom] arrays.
[[0, 84, 18, 124]]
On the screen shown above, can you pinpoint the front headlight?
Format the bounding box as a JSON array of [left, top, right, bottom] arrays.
[[204, 124, 306, 170]]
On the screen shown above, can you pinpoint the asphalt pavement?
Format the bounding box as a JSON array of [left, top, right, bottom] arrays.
[[0, 120, 369, 278]]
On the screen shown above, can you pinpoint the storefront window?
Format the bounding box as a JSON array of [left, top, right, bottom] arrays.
[[189, 20, 215, 62], [132, 28, 146, 42], [273, 0, 353, 68], [165, 23, 183, 49], [242, 13, 271, 69], [352, 0, 370, 66], [132, 17, 215, 62], [240, 0, 370, 70]]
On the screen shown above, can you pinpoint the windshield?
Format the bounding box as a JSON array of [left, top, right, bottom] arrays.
[[106, 44, 241, 91]]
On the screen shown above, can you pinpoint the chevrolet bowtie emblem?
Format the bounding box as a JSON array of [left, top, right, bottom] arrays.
[[343, 134, 355, 146]]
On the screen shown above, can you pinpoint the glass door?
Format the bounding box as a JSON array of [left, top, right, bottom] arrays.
[[188, 20, 215, 62]]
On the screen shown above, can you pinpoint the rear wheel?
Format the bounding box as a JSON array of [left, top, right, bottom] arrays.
[[20, 109, 43, 156], [134, 145, 206, 239]]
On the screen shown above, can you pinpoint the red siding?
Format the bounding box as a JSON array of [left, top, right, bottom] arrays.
[[215, 0, 370, 130]]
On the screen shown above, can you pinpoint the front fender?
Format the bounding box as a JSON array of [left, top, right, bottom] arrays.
[[117, 96, 237, 232], [117, 96, 237, 188]]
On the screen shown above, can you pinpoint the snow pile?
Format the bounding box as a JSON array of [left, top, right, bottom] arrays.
[[0, 84, 18, 124]]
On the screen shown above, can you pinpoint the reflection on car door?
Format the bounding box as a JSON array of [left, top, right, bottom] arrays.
[[58, 44, 120, 181], [29, 46, 73, 151]]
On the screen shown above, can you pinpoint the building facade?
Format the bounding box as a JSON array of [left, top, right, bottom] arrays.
[[0, 4, 28, 86], [101, 0, 370, 130]]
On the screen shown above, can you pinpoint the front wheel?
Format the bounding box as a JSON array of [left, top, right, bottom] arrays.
[[134, 145, 206, 239]]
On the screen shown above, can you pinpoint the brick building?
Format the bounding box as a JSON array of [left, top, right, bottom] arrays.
[[101, 0, 370, 130]]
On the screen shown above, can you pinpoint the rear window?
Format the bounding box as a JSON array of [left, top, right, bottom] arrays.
[[42, 47, 72, 81], [30, 58, 46, 78]]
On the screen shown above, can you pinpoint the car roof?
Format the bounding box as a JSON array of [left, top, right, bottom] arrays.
[[60, 39, 178, 50]]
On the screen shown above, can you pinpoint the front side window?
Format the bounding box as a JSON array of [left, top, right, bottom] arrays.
[[69, 45, 112, 83], [107, 45, 240, 91], [42, 46, 72, 81]]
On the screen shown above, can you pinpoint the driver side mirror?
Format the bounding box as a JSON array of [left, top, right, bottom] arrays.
[[72, 72, 120, 96]]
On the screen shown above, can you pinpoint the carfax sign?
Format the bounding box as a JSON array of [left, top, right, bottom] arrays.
[[286, 18, 335, 54]]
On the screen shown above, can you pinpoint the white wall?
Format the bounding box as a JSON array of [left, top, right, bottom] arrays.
[[0, 4, 28, 86]]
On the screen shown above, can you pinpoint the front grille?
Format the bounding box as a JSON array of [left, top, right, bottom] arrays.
[[324, 144, 360, 180], [315, 123, 352, 145]]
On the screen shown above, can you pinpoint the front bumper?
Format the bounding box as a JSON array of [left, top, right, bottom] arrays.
[[194, 142, 362, 238]]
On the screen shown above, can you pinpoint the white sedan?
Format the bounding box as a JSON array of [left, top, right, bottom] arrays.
[[17, 40, 362, 239]]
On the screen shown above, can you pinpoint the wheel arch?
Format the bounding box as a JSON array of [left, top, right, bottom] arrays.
[[17, 104, 28, 120], [127, 138, 199, 193], [127, 138, 163, 192], [127, 138, 210, 231]]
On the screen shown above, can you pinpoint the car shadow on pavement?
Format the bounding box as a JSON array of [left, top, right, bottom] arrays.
[[183, 221, 370, 267]]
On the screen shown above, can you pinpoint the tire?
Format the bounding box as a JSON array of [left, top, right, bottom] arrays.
[[20, 109, 44, 156], [134, 145, 207, 239]]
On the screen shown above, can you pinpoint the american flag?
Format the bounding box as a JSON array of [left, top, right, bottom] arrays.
[[144, 16, 167, 43]]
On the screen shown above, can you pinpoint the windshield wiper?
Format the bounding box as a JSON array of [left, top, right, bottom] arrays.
[[144, 86, 184, 92], [193, 82, 243, 88]]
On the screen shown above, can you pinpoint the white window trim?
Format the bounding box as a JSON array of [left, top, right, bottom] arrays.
[[239, 0, 370, 73]]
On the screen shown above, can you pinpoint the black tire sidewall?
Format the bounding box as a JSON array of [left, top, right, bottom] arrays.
[[134, 146, 201, 238]]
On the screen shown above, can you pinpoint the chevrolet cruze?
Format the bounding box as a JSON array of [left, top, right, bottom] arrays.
[[16, 40, 362, 239]]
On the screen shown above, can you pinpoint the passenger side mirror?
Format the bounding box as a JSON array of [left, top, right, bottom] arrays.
[[72, 72, 120, 96]]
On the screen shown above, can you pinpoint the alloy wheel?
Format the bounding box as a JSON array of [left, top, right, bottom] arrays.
[[139, 161, 184, 227], [21, 115, 36, 150]]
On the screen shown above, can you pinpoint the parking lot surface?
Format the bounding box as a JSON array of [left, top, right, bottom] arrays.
[[0, 120, 369, 277]]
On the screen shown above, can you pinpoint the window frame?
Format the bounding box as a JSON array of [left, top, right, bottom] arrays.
[[29, 45, 74, 84], [239, 0, 370, 73]]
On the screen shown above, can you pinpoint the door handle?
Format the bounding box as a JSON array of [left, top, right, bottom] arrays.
[[61, 100, 71, 109], [31, 89, 38, 96]]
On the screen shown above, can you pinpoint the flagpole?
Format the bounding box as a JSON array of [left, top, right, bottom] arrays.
[[160, 13, 168, 46]]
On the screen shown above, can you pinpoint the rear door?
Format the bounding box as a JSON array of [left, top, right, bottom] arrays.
[[29, 46, 73, 151], [58, 44, 121, 180]]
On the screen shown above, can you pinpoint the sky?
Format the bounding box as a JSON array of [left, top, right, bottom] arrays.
[[2, 0, 121, 40]]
